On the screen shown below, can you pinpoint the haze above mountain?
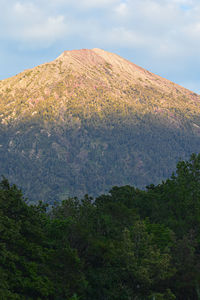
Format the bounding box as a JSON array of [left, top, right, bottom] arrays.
[[0, 49, 200, 203]]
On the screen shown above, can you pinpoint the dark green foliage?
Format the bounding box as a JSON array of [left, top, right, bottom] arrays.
[[1, 153, 200, 299], [0, 178, 86, 299]]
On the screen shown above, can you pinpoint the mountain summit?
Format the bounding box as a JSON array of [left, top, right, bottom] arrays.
[[0, 49, 200, 203]]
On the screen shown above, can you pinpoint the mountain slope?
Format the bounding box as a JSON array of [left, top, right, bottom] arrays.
[[0, 49, 200, 203]]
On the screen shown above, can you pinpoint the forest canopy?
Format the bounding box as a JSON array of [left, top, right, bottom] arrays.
[[1, 153, 200, 299]]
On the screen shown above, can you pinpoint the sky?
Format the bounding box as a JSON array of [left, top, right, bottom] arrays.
[[1, 0, 200, 93]]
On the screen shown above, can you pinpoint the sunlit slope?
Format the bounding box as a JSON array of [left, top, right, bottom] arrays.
[[0, 48, 200, 126], [0, 49, 200, 203]]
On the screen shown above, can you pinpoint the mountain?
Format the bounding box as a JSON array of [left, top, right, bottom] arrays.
[[0, 48, 200, 203]]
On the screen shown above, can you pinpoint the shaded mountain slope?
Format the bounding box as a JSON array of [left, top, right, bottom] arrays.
[[0, 48, 200, 203]]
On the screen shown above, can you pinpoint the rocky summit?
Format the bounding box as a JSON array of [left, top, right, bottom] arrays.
[[0, 48, 200, 203]]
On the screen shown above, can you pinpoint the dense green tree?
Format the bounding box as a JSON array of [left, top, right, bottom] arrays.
[[1, 153, 200, 299]]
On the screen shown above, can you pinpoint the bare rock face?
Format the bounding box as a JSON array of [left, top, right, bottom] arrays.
[[0, 49, 200, 203]]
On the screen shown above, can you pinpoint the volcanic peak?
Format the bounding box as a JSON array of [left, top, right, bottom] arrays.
[[0, 47, 200, 129], [57, 48, 106, 67], [56, 48, 198, 98], [1, 48, 200, 203]]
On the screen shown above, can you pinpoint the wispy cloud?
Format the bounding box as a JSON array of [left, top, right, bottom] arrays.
[[0, 0, 200, 92], [0, 1, 69, 48]]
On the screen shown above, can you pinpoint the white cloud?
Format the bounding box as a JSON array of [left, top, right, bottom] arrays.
[[0, 1, 69, 48], [101, 27, 151, 48], [81, 0, 119, 7], [14, 2, 37, 15], [1, 0, 198, 52], [1, 0, 200, 92], [20, 16, 67, 47], [184, 22, 200, 38], [114, 2, 129, 17], [46, 0, 120, 9]]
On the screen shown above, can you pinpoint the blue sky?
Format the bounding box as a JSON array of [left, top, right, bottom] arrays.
[[1, 0, 200, 93]]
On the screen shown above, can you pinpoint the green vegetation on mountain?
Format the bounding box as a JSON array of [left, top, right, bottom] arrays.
[[1, 153, 200, 299], [0, 48, 200, 203]]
